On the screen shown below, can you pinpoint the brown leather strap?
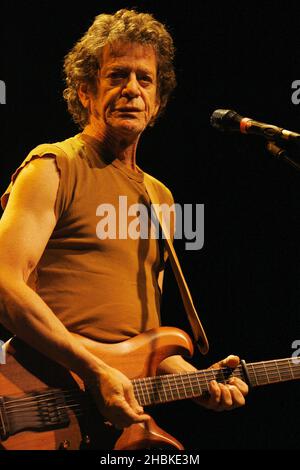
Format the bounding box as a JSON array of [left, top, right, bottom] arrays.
[[144, 174, 209, 355]]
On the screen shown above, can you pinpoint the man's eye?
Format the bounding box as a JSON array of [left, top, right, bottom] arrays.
[[109, 72, 127, 80], [139, 76, 152, 83]]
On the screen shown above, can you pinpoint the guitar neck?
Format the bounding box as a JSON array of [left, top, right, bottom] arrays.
[[132, 358, 300, 407]]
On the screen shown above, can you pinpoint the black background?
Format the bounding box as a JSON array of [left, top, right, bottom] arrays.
[[1, 0, 300, 450]]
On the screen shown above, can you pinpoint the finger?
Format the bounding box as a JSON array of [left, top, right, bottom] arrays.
[[228, 377, 249, 396], [208, 380, 221, 404], [209, 355, 240, 370], [197, 380, 222, 410], [218, 383, 233, 409], [117, 397, 150, 423], [227, 385, 246, 408], [107, 398, 150, 430], [221, 355, 240, 368], [124, 382, 145, 415]]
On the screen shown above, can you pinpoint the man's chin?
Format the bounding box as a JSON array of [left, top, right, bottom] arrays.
[[112, 119, 145, 137]]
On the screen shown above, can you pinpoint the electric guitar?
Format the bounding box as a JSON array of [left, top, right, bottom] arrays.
[[0, 326, 299, 450]]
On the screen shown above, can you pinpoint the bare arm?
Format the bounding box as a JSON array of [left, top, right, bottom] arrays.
[[0, 158, 149, 428]]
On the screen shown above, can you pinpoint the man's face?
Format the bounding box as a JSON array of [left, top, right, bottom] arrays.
[[86, 41, 160, 138]]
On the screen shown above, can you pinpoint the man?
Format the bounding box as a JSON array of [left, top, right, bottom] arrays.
[[0, 9, 247, 436]]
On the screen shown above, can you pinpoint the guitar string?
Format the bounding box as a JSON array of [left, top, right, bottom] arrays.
[[5, 403, 85, 417], [4, 363, 300, 413], [3, 399, 84, 415], [2, 389, 83, 406], [134, 361, 300, 382], [132, 368, 300, 392], [132, 363, 300, 403], [3, 371, 299, 415], [131, 363, 300, 387], [134, 371, 300, 396], [4, 402, 89, 422], [2, 361, 299, 413], [2, 362, 299, 411], [4, 398, 82, 413], [3, 364, 299, 412], [4, 376, 300, 417]]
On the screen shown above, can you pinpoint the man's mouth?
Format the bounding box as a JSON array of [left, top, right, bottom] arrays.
[[115, 107, 142, 113]]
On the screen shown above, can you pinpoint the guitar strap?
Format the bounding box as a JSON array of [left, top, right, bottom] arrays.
[[143, 173, 209, 355]]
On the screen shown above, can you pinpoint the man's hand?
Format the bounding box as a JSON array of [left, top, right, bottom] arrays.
[[157, 354, 248, 412], [86, 365, 151, 430], [194, 355, 248, 411]]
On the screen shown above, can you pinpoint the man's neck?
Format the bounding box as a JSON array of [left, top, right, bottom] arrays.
[[82, 125, 140, 172]]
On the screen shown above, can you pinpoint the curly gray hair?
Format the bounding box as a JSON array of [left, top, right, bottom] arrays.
[[63, 9, 177, 129]]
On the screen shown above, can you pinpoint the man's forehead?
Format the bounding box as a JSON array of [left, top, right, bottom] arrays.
[[101, 41, 157, 69]]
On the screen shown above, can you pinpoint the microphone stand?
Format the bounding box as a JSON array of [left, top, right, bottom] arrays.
[[266, 141, 300, 172]]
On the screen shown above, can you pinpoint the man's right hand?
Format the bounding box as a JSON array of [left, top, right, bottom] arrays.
[[86, 365, 151, 430]]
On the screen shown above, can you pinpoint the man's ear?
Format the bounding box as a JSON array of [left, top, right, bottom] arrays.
[[78, 83, 91, 109]]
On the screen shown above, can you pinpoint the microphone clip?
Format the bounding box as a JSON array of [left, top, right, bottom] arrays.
[[266, 141, 300, 172]]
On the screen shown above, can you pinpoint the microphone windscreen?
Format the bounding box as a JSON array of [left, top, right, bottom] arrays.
[[210, 109, 242, 132]]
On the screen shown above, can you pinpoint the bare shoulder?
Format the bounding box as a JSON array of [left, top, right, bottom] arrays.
[[3, 157, 60, 215], [0, 157, 60, 278]]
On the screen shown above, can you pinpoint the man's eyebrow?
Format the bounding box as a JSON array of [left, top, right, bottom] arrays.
[[105, 65, 155, 76]]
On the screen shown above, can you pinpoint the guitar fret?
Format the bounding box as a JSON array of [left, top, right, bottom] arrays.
[[135, 378, 153, 406], [277, 360, 293, 381], [194, 374, 202, 396], [288, 359, 295, 379], [262, 361, 270, 384], [148, 376, 164, 404], [274, 360, 281, 382], [164, 377, 172, 402], [233, 367, 244, 381], [173, 374, 181, 399], [166, 375, 175, 401], [180, 374, 188, 399], [133, 382, 143, 406], [188, 373, 196, 397], [144, 378, 152, 405], [158, 384, 165, 403], [290, 358, 300, 378], [150, 377, 162, 404], [189, 374, 193, 394], [139, 378, 147, 406], [249, 364, 258, 386], [203, 369, 210, 393], [185, 374, 194, 397]]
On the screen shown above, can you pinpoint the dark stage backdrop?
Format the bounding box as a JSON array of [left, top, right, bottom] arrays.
[[1, 0, 300, 450]]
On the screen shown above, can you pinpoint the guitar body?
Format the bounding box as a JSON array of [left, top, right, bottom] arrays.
[[0, 327, 194, 450]]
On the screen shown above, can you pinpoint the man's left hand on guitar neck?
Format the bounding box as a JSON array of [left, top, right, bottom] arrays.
[[157, 354, 248, 412]]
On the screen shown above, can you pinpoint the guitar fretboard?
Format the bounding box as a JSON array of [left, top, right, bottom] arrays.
[[132, 358, 300, 406]]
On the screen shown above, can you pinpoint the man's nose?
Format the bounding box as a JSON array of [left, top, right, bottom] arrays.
[[121, 73, 141, 98]]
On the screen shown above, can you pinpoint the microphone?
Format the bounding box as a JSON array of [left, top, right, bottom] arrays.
[[210, 109, 300, 144]]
